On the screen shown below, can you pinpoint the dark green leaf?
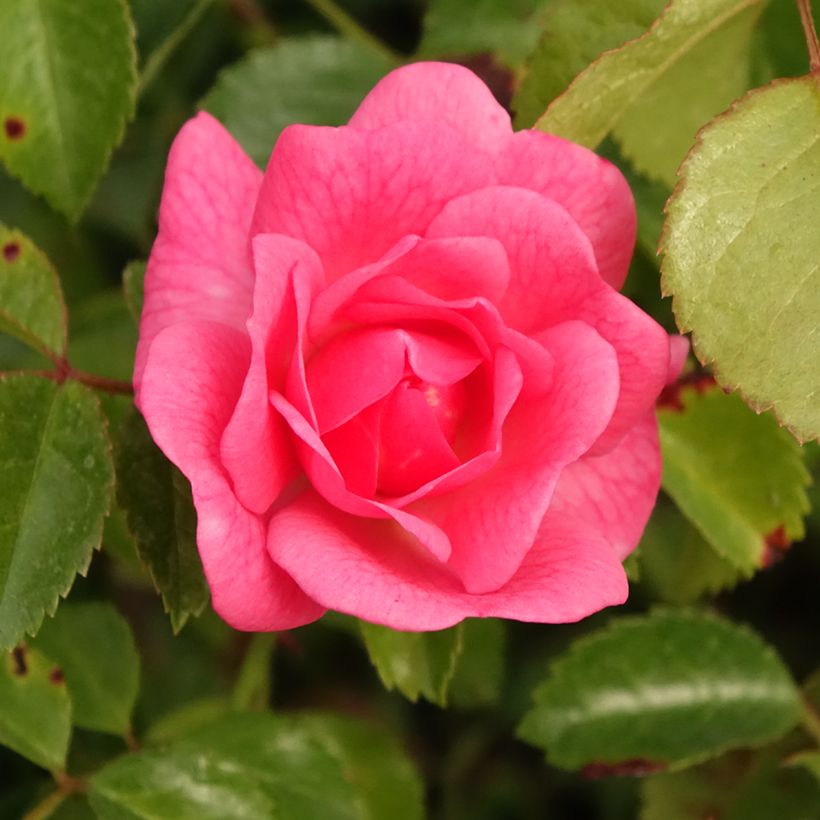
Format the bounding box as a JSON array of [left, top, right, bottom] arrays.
[[0, 376, 114, 649], [114, 408, 209, 633], [203, 36, 391, 167], [90, 712, 363, 820], [31, 601, 139, 735], [122, 260, 146, 325], [0, 0, 137, 218], [662, 76, 820, 441], [360, 621, 464, 705], [0, 644, 71, 770], [518, 610, 800, 771], [658, 388, 809, 573], [448, 619, 506, 709], [420, 0, 549, 66], [0, 224, 66, 356]]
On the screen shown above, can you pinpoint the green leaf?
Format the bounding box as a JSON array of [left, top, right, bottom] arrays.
[[294, 713, 424, 820], [0, 224, 66, 357], [202, 36, 391, 167], [641, 748, 820, 820], [90, 712, 363, 820], [658, 387, 809, 573], [114, 407, 209, 633], [787, 750, 820, 783], [0, 376, 114, 649], [0, 0, 137, 218], [30, 601, 139, 735], [122, 260, 146, 325], [514, 0, 665, 127], [661, 76, 820, 441], [448, 619, 506, 709], [419, 0, 549, 66], [360, 621, 464, 705], [518, 610, 801, 771], [638, 501, 742, 603], [534, 0, 766, 186], [0, 644, 71, 770]]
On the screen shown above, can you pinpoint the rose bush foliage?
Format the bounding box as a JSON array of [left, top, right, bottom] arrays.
[[135, 62, 677, 632]]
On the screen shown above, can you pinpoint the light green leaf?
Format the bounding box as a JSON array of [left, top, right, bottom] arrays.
[[122, 260, 146, 325], [419, 0, 549, 66], [514, 0, 665, 127], [114, 408, 209, 633], [0, 376, 114, 649], [90, 712, 363, 820], [0, 224, 66, 357], [203, 36, 391, 167], [31, 601, 139, 735], [294, 713, 424, 820], [658, 387, 809, 573], [448, 619, 506, 709], [787, 751, 820, 783], [638, 501, 742, 603], [360, 621, 464, 705], [534, 0, 766, 186], [661, 76, 820, 441], [0, 644, 71, 770], [0, 0, 137, 218], [518, 610, 801, 771]]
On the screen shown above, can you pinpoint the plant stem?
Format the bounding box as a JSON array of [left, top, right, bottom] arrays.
[[303, 0, 401, 63], [22, 773, 86, 820], [231, 632, 276, 711], [1, 364, 134, 396], [798, 0, 820, 74]]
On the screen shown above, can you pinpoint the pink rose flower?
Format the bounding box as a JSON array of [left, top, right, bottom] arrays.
[[135, 62, 675, 632]]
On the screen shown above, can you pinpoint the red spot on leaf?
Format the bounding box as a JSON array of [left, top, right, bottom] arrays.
[[657, 372, 717, 411], [11, 645, 27, 676], [4, 116, 26, 140], [581, 758, 667, 779], [761, 525, 791, 567], [3, 241, 20, 262], [49, 667, 66, 685]]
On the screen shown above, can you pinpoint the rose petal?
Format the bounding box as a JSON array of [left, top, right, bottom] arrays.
[[220, 234, 324, 514], [413, 320, 619, 594], [135, 112, 262, 392], [268, 491, 627, 630], [548, 412, 661, 560], [497, 130, 636, 289], [667, 334, 690, 383], [251, 120, 494, 281], [348, 61, 512, 153], [138, 320, 324, 630]]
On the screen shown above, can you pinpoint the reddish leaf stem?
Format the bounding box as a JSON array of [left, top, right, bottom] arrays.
[[2, 357, 134, 396], [798, 0, 820, 74]]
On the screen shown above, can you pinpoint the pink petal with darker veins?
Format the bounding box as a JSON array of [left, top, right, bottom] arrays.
[[135, 112, 262, 393], [138, 320, 323, 631]]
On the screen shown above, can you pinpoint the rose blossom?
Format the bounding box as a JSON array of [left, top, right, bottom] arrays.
[[135, 62, 677, 632]]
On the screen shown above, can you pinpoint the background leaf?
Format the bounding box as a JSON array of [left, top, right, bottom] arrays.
[[518, 610, 801, 771], [203, 36, 391, 167], [122, 260, 146, 325], [448, 619, 506, 709], [0, 376, 114, 649], [31, 601, 139, 735], [360, 621, 464, 705], [0, 644, 71, 771], [658, 387, 809, 572], [0, 0, 137, 218], [0, 224, 66, 357], [115, 408, 208, 633], [662, 76, 820, 441]]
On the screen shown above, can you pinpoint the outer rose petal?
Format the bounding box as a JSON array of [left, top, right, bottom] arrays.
[[135, 112, 262, 392], [413, 320, 619, 594], [268, 491, 627, 631], [250, 120, 494, 281], [220, 234, 324, 514], [348, 61, 512, 152], [497, 130, 636, 290], [547, 412, 661, 560], [668, 334, 690, 383], [138, 320, 323, 630]]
